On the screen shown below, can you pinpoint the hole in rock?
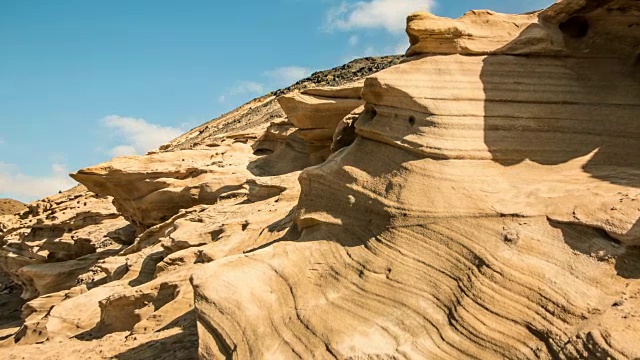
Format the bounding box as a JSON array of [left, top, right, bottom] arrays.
[[409, 116, 416, 126], [253, 148, 274, 156], [559, 16, 590, 38], [210, 228, 224, 241]]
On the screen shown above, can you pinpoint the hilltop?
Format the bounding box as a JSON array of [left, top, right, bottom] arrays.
[[0, 199, 26, 216]]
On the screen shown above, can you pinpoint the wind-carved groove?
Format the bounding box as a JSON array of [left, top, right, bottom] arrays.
[[264, 258, 339, 360], [197, 310, 237, 359]]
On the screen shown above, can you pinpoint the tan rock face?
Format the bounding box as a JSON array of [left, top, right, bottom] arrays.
[[248, 83, 367, 176], [72, 82, 365, 231], [406, 10, 564, 56], [0, 186, 127, 300], [331, 105, 366, 153], [406, 0, 640, 58], [2, 1, 640, 358], [71, 149, 255, 231], [0, 72, 362, 353], [0, 199, 26, 216], [191, 1, 640, 359], [278, 87, 363, 130]]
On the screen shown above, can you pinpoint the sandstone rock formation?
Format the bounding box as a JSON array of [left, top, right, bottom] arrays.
[[1, 1, 640, 359], [0, 199, 26, 216], [191, 1, 640, 359], [0, 57, 399, 359]]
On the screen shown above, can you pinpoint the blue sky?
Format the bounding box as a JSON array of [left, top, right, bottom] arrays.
[[0, 0, 553, 201]]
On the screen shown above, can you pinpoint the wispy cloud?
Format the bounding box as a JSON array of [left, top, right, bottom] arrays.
[[229, 82, 265, 96], [325, 0, 434, 33], [263, 66, 311, 87], [109, 145, 138, 157], [348, 35, 359, 46], [0, 163, 77, 202], [218, 81, 266, 103], [101, 115, 182, 156]]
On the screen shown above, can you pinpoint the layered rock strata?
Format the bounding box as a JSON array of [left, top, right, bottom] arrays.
[[1, 1, 640, 358], [0, 186, 128, 300], [0, 75, 367, 354], [191, 1, 640, 359]]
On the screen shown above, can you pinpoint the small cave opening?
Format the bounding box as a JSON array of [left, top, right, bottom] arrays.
[[253, 148, 274, 156], [409, 116, 416, 126], [559, 16, 590, 38]]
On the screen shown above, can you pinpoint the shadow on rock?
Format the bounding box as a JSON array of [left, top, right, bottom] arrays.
[[0, 271, 25, 337], [112, 310, 198, 360]]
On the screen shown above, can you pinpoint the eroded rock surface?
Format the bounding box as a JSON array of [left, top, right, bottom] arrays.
[[2, 1, 640, 359], [191, 1, 640, 359], [0, 199, 26, 216], [0, 55, 379, 357]]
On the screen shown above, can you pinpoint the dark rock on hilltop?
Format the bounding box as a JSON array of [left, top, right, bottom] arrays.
[[272, 55, 403, 97]]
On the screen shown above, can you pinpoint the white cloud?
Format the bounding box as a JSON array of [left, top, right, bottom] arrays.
[[109, 145, 137, 157], [229, 81, 265, 96], [349, 35, 359, 46], [102, 115, 182, 156], [325, 0, 434, 32], [218, 81, 266, 103], [0, 163, 77, 202], [263, 66, 312, 87]]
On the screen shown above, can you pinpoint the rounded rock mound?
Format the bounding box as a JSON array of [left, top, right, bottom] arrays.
[[0, 199, 26, 216]]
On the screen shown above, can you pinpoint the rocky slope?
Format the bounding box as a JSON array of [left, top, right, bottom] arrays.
[[0, 199, 26, 216], [2, 0, 640, 359]]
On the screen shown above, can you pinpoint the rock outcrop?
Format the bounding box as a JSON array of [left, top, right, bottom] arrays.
[[0, 199, 26, 216], [71, 82, 367, 233], [70, 149, 255, 231], [2, 1, 640, 359], [0, 186, 128, 300], [191, 1, 640, 359], [0, 56, 387, 357]]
